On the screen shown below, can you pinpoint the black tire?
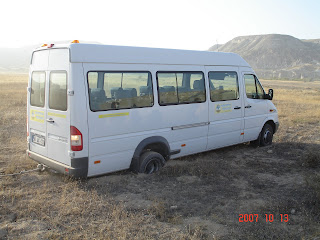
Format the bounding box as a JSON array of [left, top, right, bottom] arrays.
[[138, 151, 165, 174], [259, 123, 274, 146]]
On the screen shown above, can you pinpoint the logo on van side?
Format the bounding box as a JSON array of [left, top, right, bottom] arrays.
[[30, 109, 45, 123], [215, 104, 232, 113]]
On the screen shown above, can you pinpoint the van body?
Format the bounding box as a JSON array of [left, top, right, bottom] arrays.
[[26, 43, 279, 178]]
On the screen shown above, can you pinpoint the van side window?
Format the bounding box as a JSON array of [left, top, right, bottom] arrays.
[[209, 71, 239, 102], [49, 72, 67, 111], [87, 71, 153, 111], [30, 72, 46, 107], [244, 74, 265, 99], [157, 72, 205, 105], [88, 72, 98, 89]]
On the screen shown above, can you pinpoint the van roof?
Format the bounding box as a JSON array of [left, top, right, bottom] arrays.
[[34, 43, 250, 67]]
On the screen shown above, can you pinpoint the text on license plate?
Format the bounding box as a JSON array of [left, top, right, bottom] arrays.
[[32, 134, 45, 146]]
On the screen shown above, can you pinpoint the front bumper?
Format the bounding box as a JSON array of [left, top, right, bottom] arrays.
[[26, 150, 88, 178]]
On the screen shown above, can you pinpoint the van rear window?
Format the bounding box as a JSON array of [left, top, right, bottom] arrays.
[[87, 71, 153, 111], [49, 72, 67, 111], [30, 72, 46, 107]]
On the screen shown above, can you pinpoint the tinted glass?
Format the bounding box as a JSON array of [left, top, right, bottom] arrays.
[[157, 72, 205, 105], [244, 74, 256, 98], [245, 74, 265, 99], [157, 73, 178, 104], [256, 79, 265, 99], [88, 72, 153, 111], [49, 72, 67, 111], [30, 72, 46, 107], [88, 72, 98, 89], [209, 71, 239, 101]]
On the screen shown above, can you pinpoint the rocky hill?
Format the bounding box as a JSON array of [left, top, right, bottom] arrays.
[[209, 34, 320, 80], [1, 36, 320, 80]]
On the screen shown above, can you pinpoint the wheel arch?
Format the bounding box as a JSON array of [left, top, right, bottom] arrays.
[[130, 136, 171, 171], [263, 119, 276, 134]]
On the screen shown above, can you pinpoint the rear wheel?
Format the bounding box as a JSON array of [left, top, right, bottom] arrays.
[[259, 123, 274, 146], [138, 151, 165, 174]]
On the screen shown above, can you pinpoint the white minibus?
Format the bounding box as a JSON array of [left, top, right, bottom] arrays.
[[26, 41, 279, 178]]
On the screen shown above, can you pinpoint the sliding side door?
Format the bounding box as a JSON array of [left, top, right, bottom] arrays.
[[206, 66, 244, 150]]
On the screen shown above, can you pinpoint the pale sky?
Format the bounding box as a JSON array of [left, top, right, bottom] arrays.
[[1, 0, 319, 50]]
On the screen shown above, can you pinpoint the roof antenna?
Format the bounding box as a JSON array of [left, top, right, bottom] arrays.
[[216, 39, 219, 52]]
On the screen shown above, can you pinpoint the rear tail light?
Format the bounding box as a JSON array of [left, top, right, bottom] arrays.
[[70, 126, 83, 151]]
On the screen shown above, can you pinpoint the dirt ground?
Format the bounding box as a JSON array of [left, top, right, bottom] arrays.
[[0, 74, 319, 239]]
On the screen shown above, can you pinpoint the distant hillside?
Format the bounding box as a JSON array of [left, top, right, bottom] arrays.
[[1, 36, 320, 80], [0, 45, 36, 73], [0, 40, 100, 73], [209, 34, 320, 80], [208, 44, 223, 52]]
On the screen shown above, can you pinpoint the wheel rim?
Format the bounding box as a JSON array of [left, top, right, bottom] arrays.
[[263, 129, 272, 145], [145, 158, 159, 174]]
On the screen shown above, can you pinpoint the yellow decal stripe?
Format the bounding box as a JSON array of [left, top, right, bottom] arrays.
[[30, 109, 45, 123], [30, 117, 45, 123], [99, 112, 129, 118], [48, 112, 66, 118]]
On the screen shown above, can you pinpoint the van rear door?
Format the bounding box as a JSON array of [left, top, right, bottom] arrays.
[[29, 49, 71, 166], [29, 71, 47, 157], [46, 49, 71, 166], [46, 71, 70, 165]]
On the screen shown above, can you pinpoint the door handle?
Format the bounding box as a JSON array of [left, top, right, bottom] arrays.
[[46, 118, 54, 123], [234, 106, 241, 110], [245, 105, 252, 108]]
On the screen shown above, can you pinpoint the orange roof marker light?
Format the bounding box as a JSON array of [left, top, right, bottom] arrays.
[[41, 44, 47, 47], [71, 40, 79, 43]]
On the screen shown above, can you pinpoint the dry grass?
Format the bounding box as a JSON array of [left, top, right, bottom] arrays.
[[262, 80, 320, 145], [0, 74, 206, 239], [0, 75, 320, 239], [274, 88, 320, 125]]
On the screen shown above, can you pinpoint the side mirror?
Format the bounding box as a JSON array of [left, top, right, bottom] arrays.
[[268, 89, 273, 100]]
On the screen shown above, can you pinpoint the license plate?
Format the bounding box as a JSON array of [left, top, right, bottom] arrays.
[[32, 134, 45, 146]]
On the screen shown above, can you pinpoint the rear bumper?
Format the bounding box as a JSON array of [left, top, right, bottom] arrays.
[[26, 150, 88, 178]]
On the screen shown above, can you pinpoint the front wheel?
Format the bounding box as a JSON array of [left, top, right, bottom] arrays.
[[138, 151, 165, 174], [259, 123, 274, 146]]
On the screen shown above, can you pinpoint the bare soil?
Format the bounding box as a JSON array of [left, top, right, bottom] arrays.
[[0, 75, 319, 239]]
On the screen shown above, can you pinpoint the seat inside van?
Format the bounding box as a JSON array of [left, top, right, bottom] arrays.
[[140, 86, 152, 96], [90, 88, 107, 110], [159, 86, 177, 104], [193, 80, 204, 90], [49, 84, 67, 110]]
